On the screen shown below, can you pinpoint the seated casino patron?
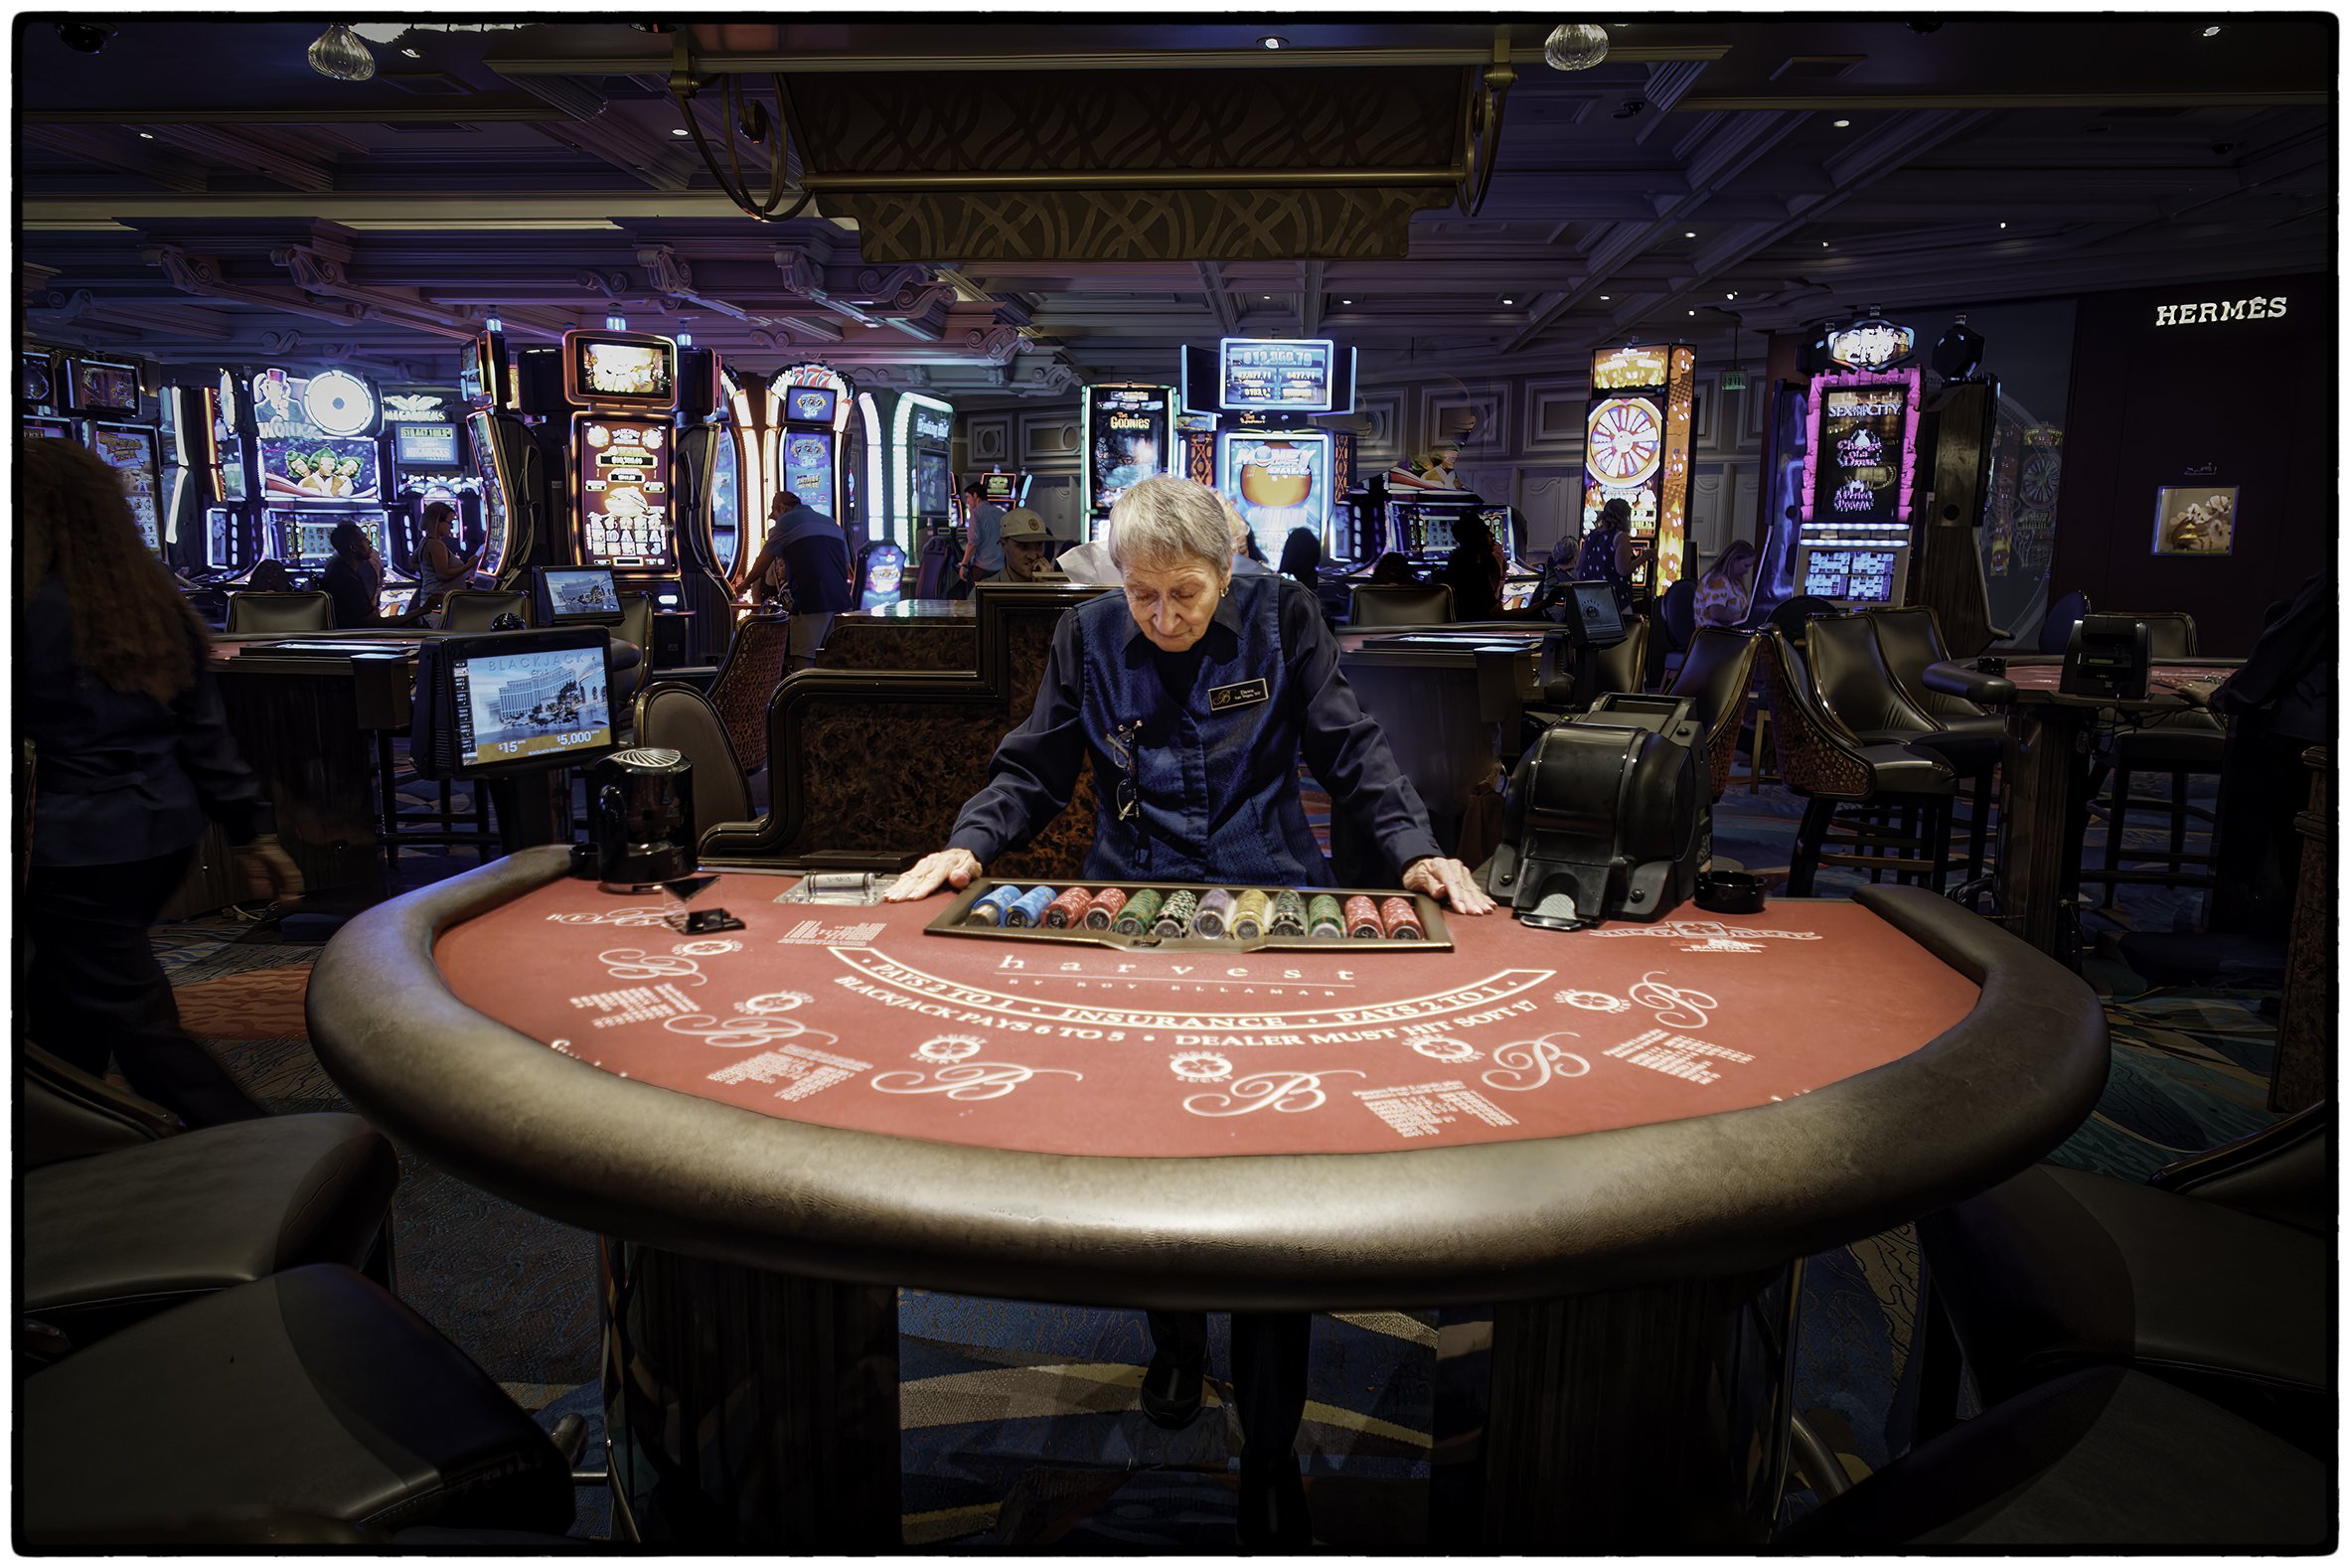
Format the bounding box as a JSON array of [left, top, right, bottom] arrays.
[[886, 473, 1492, 1544]]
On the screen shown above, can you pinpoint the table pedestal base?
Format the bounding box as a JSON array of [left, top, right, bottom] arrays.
[[1434, 1264, 1800, 1549], [600, 1239, 900, 1547]]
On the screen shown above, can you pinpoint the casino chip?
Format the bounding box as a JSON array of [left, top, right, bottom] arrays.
[[738, 991, 813, 1014], [1553, 989, 1633, 1013], [916, 1034, 987, 1064], [1409, 1036, 1481, 1064], [1168, 1051, 1234, 1082]]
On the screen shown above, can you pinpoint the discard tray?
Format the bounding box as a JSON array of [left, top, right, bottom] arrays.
[[925, 877, 1453, 954]]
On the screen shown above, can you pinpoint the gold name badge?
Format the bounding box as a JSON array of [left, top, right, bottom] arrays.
[[1208, 678, 1271, 712]]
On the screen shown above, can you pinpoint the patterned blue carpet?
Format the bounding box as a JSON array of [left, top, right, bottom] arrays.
[[150, 744, 2278, 1546]]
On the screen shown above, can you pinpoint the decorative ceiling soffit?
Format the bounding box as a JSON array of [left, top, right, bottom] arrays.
[[659, 32, 1514, 262]]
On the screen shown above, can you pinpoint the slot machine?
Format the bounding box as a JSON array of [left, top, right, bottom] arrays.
[[67, 355, 166, 557], [1080, 384, 1175, 542], [1581, 344, 1697, 593], [665, 343, 735, 662], [462, 325, 550, 593], [866, 390, 956, 554], [560, 329, 684, 610], [1182, 337, 1357, 565], [771, 363, 854, 544], [1793, 317, 1923, 609], [192, 368, 261, 576], [379, 383, 477, 585], [23, 349, 72, 442], [247, 366, 390, 575]]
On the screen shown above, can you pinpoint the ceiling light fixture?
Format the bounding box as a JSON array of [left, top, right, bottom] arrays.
[[1259, 35, 1287, 50], [605, 314, 627, 332], [1998, 221, 2008, 229], [1684, 231, 1696, 238], [136, 130, 156, 140], [1599, 294, 1611, 300], [671, 126, 691, 136], [2202, 24, 2222, 36], [399, 46, 420, 58], [1501, 297, 1515, 305], [1543, 22, 1610, 71], [1341, 298, 1353, 305], [306, 23, 377, 81], [1832, 118, 1851, 128]]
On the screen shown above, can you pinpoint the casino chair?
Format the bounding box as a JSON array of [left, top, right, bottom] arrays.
[[1660, 628, 1761, 802], [2092, 611, 2224, 903], [611, 593, 656, 712], [1583, 613, 1648, 701], [1654, 576, 1698, 684], [224, 590, 333, 635], [705, 610, 793, 776], [1776, 1366, 2329, 1550], [20, 1264, 576, 1546], [20, 1041, 399, 1352], [1758, 627, 1958, 894], [1806, 614, 2004, 884], [1347, 582, 1455, 627], [437, 589, 532, 634], [2037, 588, 2092, 655], [634, 682, 759, 842], [1912, 1103, 2331, 1460], [1767, 592, 1840, 642]]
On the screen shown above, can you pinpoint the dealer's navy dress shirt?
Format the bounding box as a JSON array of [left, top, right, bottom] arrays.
[[948, 572, 1442, 884]]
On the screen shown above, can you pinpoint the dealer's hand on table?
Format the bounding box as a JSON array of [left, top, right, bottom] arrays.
[[1404, 856, 1496, 916], [885, 848, 985, 902]]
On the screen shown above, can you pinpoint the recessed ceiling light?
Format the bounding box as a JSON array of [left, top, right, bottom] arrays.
[[1687, 309, 1696, 317], [1820, 240, 1831, 247], [1259, 35, 1286, 49], [1726, 291, 1736, 299], [1501, 297, 1515, 305], [1683, 231, 1696, 238], [137, 130, 156, 139], [1340, 298, 1353, 305], [2202, 24, 2222, 36], [1998, 221, 2008, 229], [1263, 295, 1275, 301], [400, 46, 420, 58], [670, 127, 691, 136], [1599, 294, 1611, 300], [1832, 118, 1851, 128]]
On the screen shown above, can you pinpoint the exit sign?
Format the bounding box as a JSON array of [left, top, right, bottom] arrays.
[[1720, 369, 1749, 392]]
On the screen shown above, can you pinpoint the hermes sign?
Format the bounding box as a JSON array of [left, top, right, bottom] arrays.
[[2154, 296, 2288, 327]]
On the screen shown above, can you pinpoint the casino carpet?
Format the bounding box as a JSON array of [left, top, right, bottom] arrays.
[[139, 761, 2277, 1545]]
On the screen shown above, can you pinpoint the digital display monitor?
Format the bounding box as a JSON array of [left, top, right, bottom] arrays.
[[1805, 370, 1920, 526], [23, 416, 73, 441], [257, 434, 381, 504], [978, 472, 1022, 505], [392, 421, 459, 469], [563, 331, 677, 409], [22, 353, 56, 409], [1218, 338, 1335, 413], [535, 566, 623, 625], [575, 414, 674, 568], [1220, 429, 1332, 562], [1502, 578, 1541, 612], [1084, 384, 1173, 521], [85, 421, 163, 553], [781, 430, 835, 517], [452, 636, 612, 771], [915, 450, 952, 519], [1567, 581, 1627, 645], [377, 584, 416, 619], [859, 542, 906, 610], [69, 358, 142, 417], [1802, 548, 1901, 604], [781, 385, 838, 428]]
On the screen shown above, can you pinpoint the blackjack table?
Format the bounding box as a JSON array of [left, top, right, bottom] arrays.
[[307, 846, 2107, 1548]]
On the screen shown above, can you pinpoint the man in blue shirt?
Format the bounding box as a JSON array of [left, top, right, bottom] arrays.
[[735, 490, 852, 613], [958, 482, 1006, 596]]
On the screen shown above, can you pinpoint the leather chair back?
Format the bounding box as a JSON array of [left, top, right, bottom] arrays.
[[1769, 593, 1840, 643], [437, 590, 531, 634], [1658, 577, 1698, 653], [1869, 605, 1986, 719], [1805, 614, 1940, 737], [1666, 627, 1761, 800], [1583, 615, 1650, 697], [633, 682, 755, 837], [2108, 611, 2199, 659], [224, 591, 333, 635], [1758, 628, 1876, 801], [612, 594, 655, 706], [707, 611, 792, 774], [2038, 589, 2092, 655], [1348, 583, 1456, 627], [18, 1043, 178, 1173]]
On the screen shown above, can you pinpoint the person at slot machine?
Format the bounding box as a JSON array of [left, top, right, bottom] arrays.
[[956, 481, 1007, 599], [885, 474, 1492, 1547], [734, 490, 853, 613], [20, 439, 304, 1127], [412, 501, 475, 615], [1439, 514, 1557, 623], [1576, 495, 1642, 612], [1693, 539, 1760, 629], [318, 521, 382, 629]]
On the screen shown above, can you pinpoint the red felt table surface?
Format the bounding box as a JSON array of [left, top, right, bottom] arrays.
[[433, 874, 1979, 1160]]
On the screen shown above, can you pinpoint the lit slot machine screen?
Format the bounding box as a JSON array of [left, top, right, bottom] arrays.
[[578, 417, 674, 568], [1802, 550, 1854, 601], [1842, 549, 1901, 605]]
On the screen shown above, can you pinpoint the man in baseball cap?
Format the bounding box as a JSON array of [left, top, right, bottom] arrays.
[[985, 508, 1061, 583]]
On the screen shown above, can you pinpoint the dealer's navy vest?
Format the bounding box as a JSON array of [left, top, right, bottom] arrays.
[[1071, 572, 1330, 885]]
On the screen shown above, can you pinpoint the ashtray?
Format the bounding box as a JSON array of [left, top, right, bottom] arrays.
[[668, 906, 744, 934], [1694, 870, 1768, 914]]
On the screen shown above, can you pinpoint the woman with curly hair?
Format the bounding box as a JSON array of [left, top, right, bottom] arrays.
[[21, 438, 302, 1125]]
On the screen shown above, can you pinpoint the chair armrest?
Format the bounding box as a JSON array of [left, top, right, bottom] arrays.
[[2150, 1103, 2331, 1234]]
